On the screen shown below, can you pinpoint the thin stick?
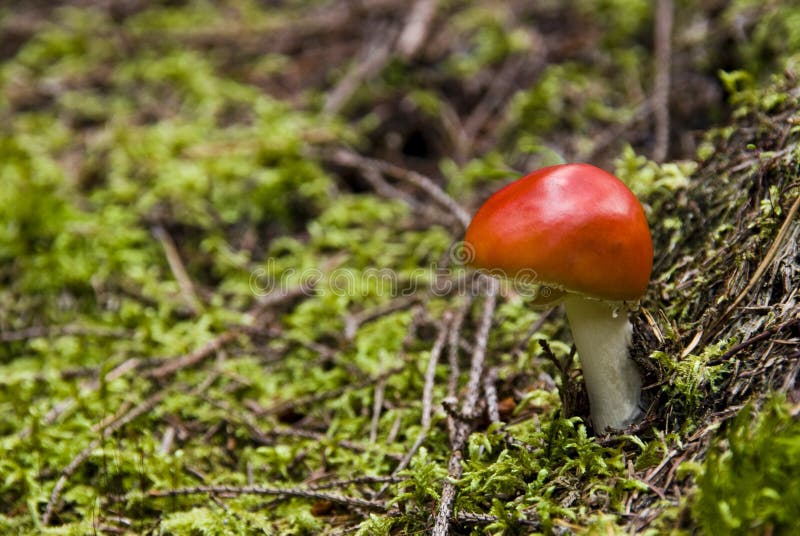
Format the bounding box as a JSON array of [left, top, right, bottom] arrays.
[[397, 0, 437, 59], [344, 295, 420, 341], [652, 0, 673, 162], [433, 277, 498, 536], [146, 485, 387, 511], [19, 357, 145, 440], [308, 474, 406, 490], [457, 510, 539, 527], [148, 330, 241, 380], [250, 284, 313, 322], [152, 224, 204, 314], [708, 191, 800, 336], [376, 315, 451, 497], [369, 377, 386, 444], [324, 24, 397, 115], [708, 318, 800, 366], [149, 284, 310, 380], [43, 391, 167, 525], [447, 298, 472, 400], [207, 395, 402, 461], [483, 367, 500, 424], [463, 54, 534, 143], [422, 313, 452, 429], [459, 278, 498, 424], [361, 167, 421, 210], [0, 324, 127, 343], [322, 149, 472, 229], [511, 308, 554, 356]]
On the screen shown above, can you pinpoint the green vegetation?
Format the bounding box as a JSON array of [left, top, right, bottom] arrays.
[[691, 397, 800, 535], [1, 1, 799, 534]]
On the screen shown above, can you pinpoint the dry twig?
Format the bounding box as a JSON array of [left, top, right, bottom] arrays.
[[652, 0, 673, 162], [397, 0, 438, 59], [344, 295, 421, 341], [433, 277, 498, 536], [324, 23, 398, 115], [370, 377, 387, 444], [483, 367, 500, 424], [43, 391, 167, 526], [376, 314, 452, 497], [708, 191, 800, 337], [145, 485, 387, 511], [0, 324, 127, 343], [148, 330, 242, 380], [321, 148, 472, 229], [152, 224, 204, 314]]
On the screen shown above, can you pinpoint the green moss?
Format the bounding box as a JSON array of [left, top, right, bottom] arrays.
[[1, 1, 799, 534], [689, 397, 800, 535]]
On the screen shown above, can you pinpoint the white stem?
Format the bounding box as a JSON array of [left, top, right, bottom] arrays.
[[563, 296, 642, 432]]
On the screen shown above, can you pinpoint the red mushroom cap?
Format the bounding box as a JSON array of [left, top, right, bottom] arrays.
[[464, 163, 653, 301]]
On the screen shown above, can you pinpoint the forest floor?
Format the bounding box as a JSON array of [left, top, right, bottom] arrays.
[[1, 1, 799, 534]]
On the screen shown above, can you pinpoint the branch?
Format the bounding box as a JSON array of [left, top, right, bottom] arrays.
[[324, 23, 398, 115], [397, 0, 437, 59], [43, 390, 167, 526], [707, 191, 800, 337], [146, 485, 387, 511], [432, 277, 498, 536], [376, 314, 452, 497], [369, 377, 386, 443], [149, 284, 310, 380], [321, 148, 472, 229], [652, 0, 673, 162], [483, 367, 500, 424], [152, 224, 204, 315], [148, 330, 241, 380], [0, 324, 127, 343]]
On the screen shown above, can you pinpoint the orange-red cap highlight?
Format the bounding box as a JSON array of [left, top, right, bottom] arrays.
[[464, 163, 653, 301]]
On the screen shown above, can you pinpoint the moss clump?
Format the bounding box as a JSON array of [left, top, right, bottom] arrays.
[[690, 397, 800, 535]]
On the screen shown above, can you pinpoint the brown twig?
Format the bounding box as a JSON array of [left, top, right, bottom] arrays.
[[323, 23, 398, 115], [446, 298, 473, 432], [397, 0, 437, 59], [707, 191, 800, 337], [43, 390, 167, 526], [458, 278, 498, 429], [456, 510, 540, 528], [360, 167, 422, 210], [150, 284, 311, 380], [0, 324, 127, 343], [152, 224, 204, 314], [370, 377, 387, 444], [148, 330, 242, 380], [18, 358, 147, 440], [432, 277, 498, 536], [321, 148, 472, 229], [707, 318, 800, 366], [308, 474, 406, 490], [344, 295, 421, 341], [376, 314, 451, 497], [652, 0, 673, 162], [511, 308, 554, 357], [422, 314, 453, 430], [483, 367, 500, 424], [463, 53, 541, 151], [145, 485, 387, 511]]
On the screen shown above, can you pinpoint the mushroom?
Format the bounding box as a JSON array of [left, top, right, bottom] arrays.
[[464, 163, 653, 432]]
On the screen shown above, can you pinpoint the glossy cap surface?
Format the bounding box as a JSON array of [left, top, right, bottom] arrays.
[[464, 163, 653, 301]]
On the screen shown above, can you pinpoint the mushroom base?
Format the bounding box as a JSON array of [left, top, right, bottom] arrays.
[[563, 296, 642, 432]]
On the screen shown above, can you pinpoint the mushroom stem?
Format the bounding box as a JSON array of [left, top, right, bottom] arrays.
[[563, 295, 642, 432]]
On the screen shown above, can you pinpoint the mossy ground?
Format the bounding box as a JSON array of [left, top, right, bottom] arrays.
[[1, 1, 799, 534]]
